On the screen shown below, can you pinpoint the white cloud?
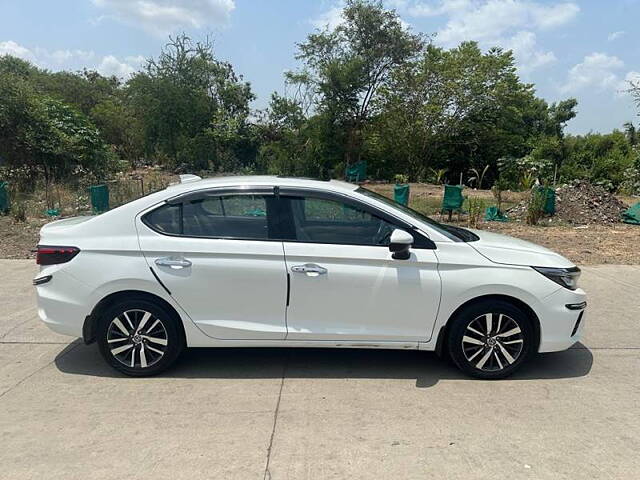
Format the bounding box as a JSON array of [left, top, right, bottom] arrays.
[[0, 39, 142, 79], [607, 31, 625, 42], [97, 55, 145, 79], [407, 0, 579, 46], [407, 0, 472, 19], [92, 0, 235, 36], [0, 40, 37, 62], [561, 52, 625, 93], [313, 2, 413, 31], [35, 48, 95, 66], [311, 5, 345, 30], [502, 31, 556, 72], [0, 41, 95, 68], [616, 70, 640, 95], [399, 1, 578, 73]]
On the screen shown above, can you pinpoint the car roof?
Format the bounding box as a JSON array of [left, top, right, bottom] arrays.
[[164, 175, 359, 195]]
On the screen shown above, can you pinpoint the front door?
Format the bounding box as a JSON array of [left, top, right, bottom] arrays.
[[137, 189, 288, 340], [280, 192, 441, 342]]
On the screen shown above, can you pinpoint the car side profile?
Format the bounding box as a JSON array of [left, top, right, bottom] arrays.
[[34, 175, 586, 379]]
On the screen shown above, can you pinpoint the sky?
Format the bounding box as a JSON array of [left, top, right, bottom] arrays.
[[0, 0, 639, 134]]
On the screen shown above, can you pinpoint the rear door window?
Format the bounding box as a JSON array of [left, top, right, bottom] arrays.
[[143, 193, 272, 240]]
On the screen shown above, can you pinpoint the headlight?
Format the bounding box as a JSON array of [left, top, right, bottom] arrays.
[[532, 266, 581, 290]]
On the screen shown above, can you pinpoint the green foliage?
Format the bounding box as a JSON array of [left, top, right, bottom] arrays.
[[290, 0, 423, 168], [0, 0, 637, 205], [468, 165, 490, 189], [373, 41, 562, 182], [394, 173, 409, 184], [525, 188, 546, 225], [0, 69, 115, 185], [430, 168, 448, 184], [11, 199, 27, 222], [90, 99, 143, 167], [127, 34, 255, 171], [466, 197, 486, 228], [491, 177, 510, 211], [497, 155, 552, 190], [560, 131, 634, 190]]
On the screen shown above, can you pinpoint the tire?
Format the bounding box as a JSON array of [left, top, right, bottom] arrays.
[[97, 297, 184, 376], [447, 300, 534, 380]]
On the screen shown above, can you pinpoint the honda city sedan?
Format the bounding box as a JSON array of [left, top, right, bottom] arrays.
[[34, 175, 586, 379]]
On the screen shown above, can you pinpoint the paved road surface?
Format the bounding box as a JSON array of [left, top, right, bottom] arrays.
[[0, 260, 638, 479]]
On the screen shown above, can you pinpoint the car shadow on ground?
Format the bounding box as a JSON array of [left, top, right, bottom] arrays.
[[55, 342, 593, 388]]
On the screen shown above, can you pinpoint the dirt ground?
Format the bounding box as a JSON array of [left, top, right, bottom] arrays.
[[0, 215, 46, 260], [1, 183, 639, 265], [477, 222, 640, 265]]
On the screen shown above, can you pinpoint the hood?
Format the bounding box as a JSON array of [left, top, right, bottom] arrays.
[[467, 229, 575, 268]]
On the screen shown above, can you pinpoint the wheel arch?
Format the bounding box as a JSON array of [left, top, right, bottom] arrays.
[[435, 294, 541, 357], [82, 290, 186, 346]]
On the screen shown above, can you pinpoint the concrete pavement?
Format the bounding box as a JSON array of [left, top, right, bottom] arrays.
[[0, 260, 638, 479]]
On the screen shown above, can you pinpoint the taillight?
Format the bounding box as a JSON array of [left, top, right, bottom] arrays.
[[36, 246, 80, 265]]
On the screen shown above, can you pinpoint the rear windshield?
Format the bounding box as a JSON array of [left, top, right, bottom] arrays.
[[357, 187, 478, 242]]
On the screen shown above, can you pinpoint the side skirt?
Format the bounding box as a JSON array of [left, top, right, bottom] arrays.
[[185, 339, 436, 351]]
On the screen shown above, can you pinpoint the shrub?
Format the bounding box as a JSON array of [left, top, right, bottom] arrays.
[[394, 173, 409, 184], [525, 189, 546, 226], [10, 199, 26, 222], [467, 197, 486, 228]]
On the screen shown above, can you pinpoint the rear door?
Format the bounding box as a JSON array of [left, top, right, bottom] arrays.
[[279, 189, 441, 342], [137, 187, 288, 340]]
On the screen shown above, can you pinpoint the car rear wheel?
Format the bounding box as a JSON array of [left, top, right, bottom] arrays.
[[447, 300, 534, 379], [97, 298, 184, 376]]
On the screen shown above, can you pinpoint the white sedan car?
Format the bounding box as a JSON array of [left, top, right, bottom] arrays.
[[34, 176, 586, 379]]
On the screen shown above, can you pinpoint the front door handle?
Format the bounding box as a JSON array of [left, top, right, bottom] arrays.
[[155, 256, 192, 269], [291, 263, 327, 276]]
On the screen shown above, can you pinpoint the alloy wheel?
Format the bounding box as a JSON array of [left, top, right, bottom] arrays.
[[461, 313, 524, 372], [106, 309, 168, 369]]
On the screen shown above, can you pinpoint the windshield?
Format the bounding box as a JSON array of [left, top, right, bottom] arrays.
[[357, 187, 478, 242]]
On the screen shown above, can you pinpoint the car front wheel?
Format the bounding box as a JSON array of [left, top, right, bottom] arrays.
[[447, 300, 534, 379], [97, 298, 184, 376]]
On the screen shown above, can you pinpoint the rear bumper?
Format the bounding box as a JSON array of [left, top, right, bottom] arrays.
[[537, 287, 587, 352], [36, 270, 92, 338]]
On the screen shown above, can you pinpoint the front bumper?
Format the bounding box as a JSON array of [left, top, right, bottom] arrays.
[[537, 287, 587, 352]]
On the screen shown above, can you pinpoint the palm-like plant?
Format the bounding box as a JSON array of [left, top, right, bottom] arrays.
[[429, 168, 447, 185], [468, 165, 490, 189]]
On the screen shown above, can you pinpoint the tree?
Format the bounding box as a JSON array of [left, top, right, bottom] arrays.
[[127, 34, 255, 171], [372, 42, 553, 181], [0, 71, 115, 201], [290, 0, 423, 168], [546, 99, 577, 138], [623, 121, 637, 145], [36, 69, 121, 117], [91, 99, 144, 167]]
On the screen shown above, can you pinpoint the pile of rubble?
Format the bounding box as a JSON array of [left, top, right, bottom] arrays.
[[554, 181, 627, 224], [506, 181, 627, 224]]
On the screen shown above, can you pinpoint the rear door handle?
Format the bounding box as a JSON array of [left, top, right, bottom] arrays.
[[291, 263, 327, 276], [155, 257, 192, 269]]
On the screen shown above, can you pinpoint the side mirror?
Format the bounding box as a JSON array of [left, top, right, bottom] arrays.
[[389, 229, 413, 260]]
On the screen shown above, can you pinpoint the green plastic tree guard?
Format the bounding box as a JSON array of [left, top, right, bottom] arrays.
[[345, 161, 367, 182], [441, 184, 465, 221], [89, 184, 109, 213], [394, 184, 410, 206], [0, 181, 8, 213], [536, 186, 556, 215], [441, 185, 464, 210]]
